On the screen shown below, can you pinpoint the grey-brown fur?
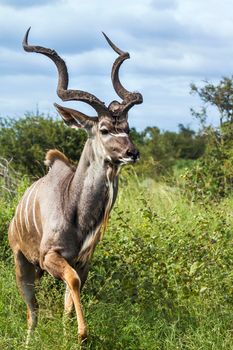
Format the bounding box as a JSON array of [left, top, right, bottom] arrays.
[[9, 29, 143, 344]]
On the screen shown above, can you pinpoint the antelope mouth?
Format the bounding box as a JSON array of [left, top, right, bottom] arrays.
[[118, 156, 140, 164]]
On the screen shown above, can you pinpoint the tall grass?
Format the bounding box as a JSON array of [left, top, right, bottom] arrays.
[[0, 171, 233, 349]]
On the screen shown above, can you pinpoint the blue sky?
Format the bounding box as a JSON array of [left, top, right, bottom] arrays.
[[0, 0, 233, 131]]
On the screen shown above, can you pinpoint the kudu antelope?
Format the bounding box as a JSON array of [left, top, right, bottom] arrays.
[[8, 28, 143, 343]]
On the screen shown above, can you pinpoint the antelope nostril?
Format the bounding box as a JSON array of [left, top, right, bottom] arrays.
[[126, 149, 140, 159]]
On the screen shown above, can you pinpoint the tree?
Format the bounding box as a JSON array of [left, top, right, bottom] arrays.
[[185, 76, 233, 199], [190, 76, 233, 127], [0, 114, 86, 177]]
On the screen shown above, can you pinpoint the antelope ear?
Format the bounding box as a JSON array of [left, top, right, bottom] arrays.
[[54, 103, 98, 129]]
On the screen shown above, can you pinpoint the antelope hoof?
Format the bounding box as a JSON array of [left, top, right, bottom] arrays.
[[78, 329, 88, 343]]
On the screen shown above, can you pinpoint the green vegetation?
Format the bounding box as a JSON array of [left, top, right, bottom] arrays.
[[0, 176, 233, 349], [0, 114, 205, 179], [0, 115, 86, 177], [184, 76, 233, 199], [1, 76, 233, 349]]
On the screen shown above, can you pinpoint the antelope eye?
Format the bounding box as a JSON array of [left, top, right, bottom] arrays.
[[100, 128, 109, 135]]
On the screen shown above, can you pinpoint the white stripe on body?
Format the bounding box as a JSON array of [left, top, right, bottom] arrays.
[[19, 195, 26, 234], [24, 182, 37, 232], [24, 182, 38, 232], [32, 182, 41, 236], [14, 201, 22, 240]]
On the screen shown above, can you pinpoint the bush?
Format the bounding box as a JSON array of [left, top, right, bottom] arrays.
[[0, 114, 86, 177], [181, 124, 233, 200]]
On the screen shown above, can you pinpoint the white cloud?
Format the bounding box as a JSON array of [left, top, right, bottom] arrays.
[[0, 0, 59, 7], [0, 0, 233, 130]]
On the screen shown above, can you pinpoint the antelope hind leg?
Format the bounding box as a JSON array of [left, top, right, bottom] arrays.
[[13, 249, 38, 345], [43, 251, 87, 342]]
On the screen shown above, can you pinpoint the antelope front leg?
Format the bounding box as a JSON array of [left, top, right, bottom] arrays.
[[63, 284, 74, 338], [64, 284, 74, 315], [43, 251, 87, 342]]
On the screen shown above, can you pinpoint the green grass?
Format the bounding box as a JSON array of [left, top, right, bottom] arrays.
[[0, 175, 233, 349]]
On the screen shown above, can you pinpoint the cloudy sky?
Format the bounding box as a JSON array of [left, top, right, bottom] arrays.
[[0, 0, 233, 131]]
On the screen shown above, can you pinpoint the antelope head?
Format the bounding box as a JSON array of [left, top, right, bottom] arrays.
[[23, 28, 143, 166]]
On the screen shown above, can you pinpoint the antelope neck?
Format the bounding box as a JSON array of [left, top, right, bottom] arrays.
[[69, 139, 118, 232]]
